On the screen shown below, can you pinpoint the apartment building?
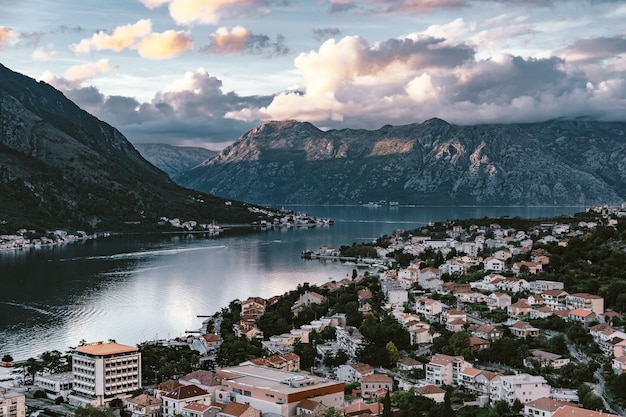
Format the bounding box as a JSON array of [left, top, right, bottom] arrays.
[[425, 354, 471, 386], [71, 341, 141, 406], [215, 365, 343, 417], [490, 373, 550, 406], [566, 293, 604, 315], [0, 390, 25, 417]]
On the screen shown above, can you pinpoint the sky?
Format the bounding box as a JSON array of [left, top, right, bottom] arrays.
[[1, 0, 626, 150]]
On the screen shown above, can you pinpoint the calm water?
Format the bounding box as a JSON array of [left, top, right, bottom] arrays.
[[0, 205, 584, 360]]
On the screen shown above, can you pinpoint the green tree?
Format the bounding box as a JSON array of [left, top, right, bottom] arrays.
[[322, 407, 343, 417], [1, 354, 13, 363], [74, 406, 115, 417], [386, 341, 400, 366]]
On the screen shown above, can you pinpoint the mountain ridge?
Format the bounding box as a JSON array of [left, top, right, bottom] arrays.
[[0, 63, 270, 233], [177, 118, 626, 206]]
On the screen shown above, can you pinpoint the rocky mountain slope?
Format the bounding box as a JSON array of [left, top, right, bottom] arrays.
[[134, 143, 216, 181], [0, 63, 268, 233], [177, 118, 626, 206]]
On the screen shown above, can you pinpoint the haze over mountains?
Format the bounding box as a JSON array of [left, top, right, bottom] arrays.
[[171, 119, 626, 207], [0, 63, 267, 233]]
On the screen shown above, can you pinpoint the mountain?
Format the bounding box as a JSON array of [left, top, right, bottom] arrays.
[[134, 143, 216, 182], [0, 63, 269, 233], [177, 119, 626, 206]]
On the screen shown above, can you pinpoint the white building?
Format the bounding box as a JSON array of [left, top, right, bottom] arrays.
[[71, 341, 142, 406], [35, 372, 73, 401], [490, 373, 550, 406]]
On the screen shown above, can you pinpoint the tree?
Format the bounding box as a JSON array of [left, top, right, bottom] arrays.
[[382, 390, 392, 417], [74, 405, 115, 417], [1, 354, 13, 363], [322, 407, 343, 417], [386, 341, 400, 366]]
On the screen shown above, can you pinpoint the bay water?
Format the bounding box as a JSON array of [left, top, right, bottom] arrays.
[[0, 205, 584, 360]]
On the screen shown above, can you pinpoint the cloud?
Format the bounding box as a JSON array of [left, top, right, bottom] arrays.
[[72, 19, 152, 53], [202, 26, 290, 56], [226, 31, 626, 128], [558, 35, 626, 63], [32, 46, 57, 62], [42, 67, 272, 146], [138, 30, 194, 58], [138, 0, 261, 25], [0, 27, 15, 48], [72, 19, 193, 59], [313, 27, 341, 43]]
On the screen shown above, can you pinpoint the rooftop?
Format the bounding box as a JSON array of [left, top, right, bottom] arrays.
[[74, 341, 138, 356]]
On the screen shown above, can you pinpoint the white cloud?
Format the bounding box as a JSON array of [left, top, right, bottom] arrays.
[[63, 59, 116, 82], [32, 45, 57, 62], [0, 26, 15, 48], [137, 0, 256, 25], [137, 30, 193, 58]]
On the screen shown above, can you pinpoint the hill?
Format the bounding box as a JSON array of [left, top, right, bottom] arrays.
[[0, 63, 270, 233], [134, 143, 216, 182], [177, 119, 626, 206]]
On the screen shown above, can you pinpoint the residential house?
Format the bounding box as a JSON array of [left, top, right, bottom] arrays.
[[523, 397, 577, 417], [508, 299, 532, 317], [498, 278, 530, 293], [245, 353, 300, 372], [291, 291, 326, 316], [483, 257, 505, 273], [509, 321, 540, 338], [342, 401, 382, 416], [414, 385, 446, 403], [530, 306, 555, 319], [181, 402, 213, 417], [360, 374, 393, 399], [336, 363, 374, 384], [418, 267, 443, 290], [458, 368, 497, 399], [295, 399, 327, 416], [179, 370, 223, 395], [161, 385, 211, 417], [471, 324, 503, 341], [415, 298, 443, 321], [469, 337, 491, 352], [490, 373, 550, 406], [425, 354, 471, 386], [396, 358, 425, 371], [440, 259, 469, 276], [552, 405, 621, 417], [613, 356, 626, 374], [155, 380, 182, 400], [567, 309, 597, 326], [487, 292, 511, 310], [566, 293, 604, 315], [511, 261, 542, 275], [218, 402, 261, 417], [529, 280, 565, 294], [383, 280, 409, 307], [541, 290, 569, 310], [125, 395, 162, 417], [336, 326, 364, 358], [524, 349, 570, 370]]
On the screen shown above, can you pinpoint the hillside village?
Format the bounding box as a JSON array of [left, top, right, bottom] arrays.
[[5, 205, 626, 417]]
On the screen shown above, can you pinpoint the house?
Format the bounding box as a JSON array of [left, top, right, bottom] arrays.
[[524, 349, 570, 370], [217, 402, 261, 417], [414, 298, 443, 321], [125, 394, 162, 417], [483, 257, 505, 273], [414, 385, 446, 403], [566, 293, 604, 315], [508, 299, 532, 317], [291, 291, 326, 316], [490, 373, 550, 406], [70, 341, 142, 406], [295, 399, 327, 416], [179, 370, 223, 394], [472, 324, 503, 341], [336, 363, 374, 383], [552, 405, 621, 417], [418, 267, 443, 289], [425, 354, 471, 386], [161, 385, 211, 417], [336, 326, 364, 358], [529, 280, 565, 294], [155, 380, 182, 400], [469, 337, 491, 352], [181, 402, 213, 417], [360, 374, 393, 399], [245, 353, 300, 372], [523, 397, 577, 417], [509, 321, 540, 338], [511, 261, 542, 275], [397, 357, 425, 371], [342, 401, 382, 416], [541, 290, 569, 310], [498, 278, 530, 293], [440, 259, 469, 276], [567, 309, 597, 326], [530, 306, 555, 319], [487, 292, 511, 310], [458, 368, 497, 398]]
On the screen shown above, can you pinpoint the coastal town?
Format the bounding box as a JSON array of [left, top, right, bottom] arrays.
[[4, 205, 626, 417]]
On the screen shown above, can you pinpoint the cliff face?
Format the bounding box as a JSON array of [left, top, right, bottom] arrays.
[[134, 143, 216, 181], [0, 64, 264, 232], [177, 118, 626, 206]]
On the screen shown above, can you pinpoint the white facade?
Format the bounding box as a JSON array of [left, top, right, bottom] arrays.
[[490, 374, 550, 406], [71, 341, 142, 406]]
